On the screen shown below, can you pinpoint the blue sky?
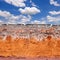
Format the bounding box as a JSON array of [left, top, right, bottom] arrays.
[[0, 0, 60, 24]]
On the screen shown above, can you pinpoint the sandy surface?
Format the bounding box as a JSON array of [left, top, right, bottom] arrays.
[[0, 36, 60, 57]]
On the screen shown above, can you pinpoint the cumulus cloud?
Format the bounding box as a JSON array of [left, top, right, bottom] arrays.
[[0, 10, 19, 24], [48, 10, 60, 22], [18, 15, 31, 24], [50, 0, 60, 6], [0, 20, 3, 24], [31, 20, 46, 24], [0, 10, 11, 17], [19, 7, 40, 15], [0, 10, 19, 20], [49, 11, 60, 15], [0, 10, 31, 24], [30, 0, 37, 7], [47, 15, 60, 22], [4, 0, 26, 7]]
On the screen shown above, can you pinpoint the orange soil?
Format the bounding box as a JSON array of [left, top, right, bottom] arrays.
[[0, 35, 60, 58]]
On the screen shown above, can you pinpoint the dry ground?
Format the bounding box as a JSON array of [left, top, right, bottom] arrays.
[[0, 35, 60, 58], [0, 57, 60, 60]]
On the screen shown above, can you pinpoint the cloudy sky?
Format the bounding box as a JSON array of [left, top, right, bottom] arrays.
[[0, 0, 60, 24]]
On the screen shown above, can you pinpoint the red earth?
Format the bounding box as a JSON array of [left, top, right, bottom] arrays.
[[0, 35, 60, 58]]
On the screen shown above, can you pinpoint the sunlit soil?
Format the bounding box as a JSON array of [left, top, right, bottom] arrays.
[[0, 35, 60, 58]]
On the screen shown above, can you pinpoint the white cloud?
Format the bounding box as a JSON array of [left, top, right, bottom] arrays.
[[40, 12, 60, 24], [0, 20, 3, 22], [47, 10, 60, 22], [47, 15, 60, 22], [41, 21, 46, 24], [19, 15, 31, 24], [7, 20, 17, 24], [19, 7, 40, 15], [0, 10, 19, 24], [4, 0, 26, 7], [31, 20, 41, 24], [31, 20, 46, 24], [0, 10, 31, 24], [0, 10, 19, 20], [0, 20, 3, 24], [0, 10, 11, 17], [50, 0, 60, 6], [30, 0, 37, 7], [49, 11, 60, 15], [31, 2, 37, 7]]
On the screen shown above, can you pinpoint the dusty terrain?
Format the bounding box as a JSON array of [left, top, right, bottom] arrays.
[[0, 57, 60, 60], [0, 24, 60, 60], [0, 35, 60, 58]]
